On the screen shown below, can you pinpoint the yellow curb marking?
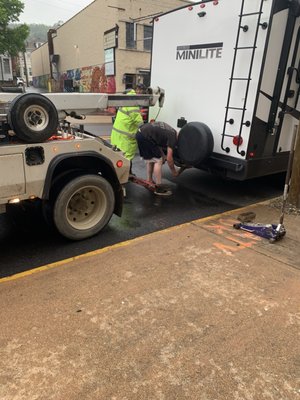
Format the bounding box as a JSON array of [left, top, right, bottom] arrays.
[[0, 200, 272, 283]]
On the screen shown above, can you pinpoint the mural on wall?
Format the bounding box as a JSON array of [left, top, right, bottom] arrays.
[[80, 65, 116, 93], [34, 64, 116, 94], [33, 75, 49, 89]]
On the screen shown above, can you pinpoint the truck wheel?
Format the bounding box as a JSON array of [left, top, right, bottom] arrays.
[[8, 93, 58, 143], [177, 121, 214, 166], [53, 175, 115, 240]]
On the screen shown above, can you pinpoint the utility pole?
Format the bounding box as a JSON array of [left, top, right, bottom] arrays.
[[47, 29, 57, 92], [288, 122, 300, 208], [0, 56, 4, 81], [23, 51, 29, 87]]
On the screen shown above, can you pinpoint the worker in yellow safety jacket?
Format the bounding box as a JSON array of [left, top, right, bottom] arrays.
[[111, 84, 145, 173]]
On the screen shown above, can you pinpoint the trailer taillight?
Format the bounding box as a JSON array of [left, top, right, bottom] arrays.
[[200, 3, 206, 8], [233, 135, 243, 146], [188, 6, 193, 10], [8, 198, 20, 204], [249, 152, 255, 158], [116, 160, 123, 168], [213, 1, 219, 5]]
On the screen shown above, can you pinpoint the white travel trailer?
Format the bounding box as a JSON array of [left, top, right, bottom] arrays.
[[149, 0, 300, 179]]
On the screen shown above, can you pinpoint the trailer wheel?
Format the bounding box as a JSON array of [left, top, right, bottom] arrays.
[[53, 174, 115, 240], [177, 122, 214, 166], [8, 93, 58, 143]]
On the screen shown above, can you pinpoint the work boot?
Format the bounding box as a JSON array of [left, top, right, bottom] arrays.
[[154, 185, 172, 196]]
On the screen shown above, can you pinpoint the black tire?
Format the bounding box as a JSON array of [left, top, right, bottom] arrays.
[[53, 175, 115, 240], [177, 122, 214, 166], [8, 93, 58, 143]]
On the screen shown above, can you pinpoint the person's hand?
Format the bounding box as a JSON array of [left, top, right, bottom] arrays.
[[172, 168, 179, 177], [178, 165, 192, 175]]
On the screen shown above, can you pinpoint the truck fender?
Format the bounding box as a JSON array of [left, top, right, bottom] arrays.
[[42, 151, 123, 216]]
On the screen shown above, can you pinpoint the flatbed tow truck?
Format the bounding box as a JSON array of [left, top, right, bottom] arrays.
[[0, 88, 164, 240]]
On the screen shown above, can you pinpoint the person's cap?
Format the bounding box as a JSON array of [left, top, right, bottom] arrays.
[[136, 83, 146, 91]]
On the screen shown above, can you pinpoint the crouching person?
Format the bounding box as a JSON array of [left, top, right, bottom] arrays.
[[136, 121, 179, 195]]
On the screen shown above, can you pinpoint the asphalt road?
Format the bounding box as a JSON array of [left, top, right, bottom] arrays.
[[0, 153, 285, 278], [0, 108, 285, 277]]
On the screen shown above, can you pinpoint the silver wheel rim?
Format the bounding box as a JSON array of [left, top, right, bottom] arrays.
[[24, 104, 49, 132], [66, 185, 107, 230]]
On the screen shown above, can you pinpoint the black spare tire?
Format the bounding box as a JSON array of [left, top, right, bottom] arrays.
[[8, 93, 58, 143], [177, 121, 214, 166]]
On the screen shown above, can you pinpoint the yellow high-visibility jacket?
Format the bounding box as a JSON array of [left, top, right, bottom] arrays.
[[111, 90, 143, 161]]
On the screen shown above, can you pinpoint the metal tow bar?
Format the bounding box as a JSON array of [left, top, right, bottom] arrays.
[[128, 166, 190, 195], [128, 176, 173, 196], [129, 176, 157, 192]]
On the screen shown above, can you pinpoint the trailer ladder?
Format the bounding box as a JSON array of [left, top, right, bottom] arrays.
[[221, 0, 268, 156]]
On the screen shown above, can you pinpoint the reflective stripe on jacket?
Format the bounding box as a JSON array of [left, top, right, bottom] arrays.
[[111, 90, 143, 160]]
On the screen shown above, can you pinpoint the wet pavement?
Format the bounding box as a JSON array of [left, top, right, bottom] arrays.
[[0, 92, 287, 279], [0, 166, 284, 278]]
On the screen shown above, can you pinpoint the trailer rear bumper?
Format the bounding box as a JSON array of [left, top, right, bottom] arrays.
[[199, 152, 289, 180]]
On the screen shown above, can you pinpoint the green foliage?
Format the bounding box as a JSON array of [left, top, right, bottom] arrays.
[[0, 0, 23, 24], [0, 0, 29, 55]]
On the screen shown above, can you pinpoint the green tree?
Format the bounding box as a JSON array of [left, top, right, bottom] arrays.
[[0, 0, 29, 55]]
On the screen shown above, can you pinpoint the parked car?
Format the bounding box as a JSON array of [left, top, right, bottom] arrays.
[[16, 77, 25, 86]]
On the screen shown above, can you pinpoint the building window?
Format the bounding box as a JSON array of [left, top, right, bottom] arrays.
[[126, 22, 136, 49], [104, 48, 115, 76], [3, 58, 10, 74], [123, 73, 136, 90], [144, 26, 152, 51], [139, 70, 150, 87]]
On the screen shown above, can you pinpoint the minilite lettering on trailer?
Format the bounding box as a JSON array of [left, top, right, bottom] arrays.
[[176, 42, 223, 61]]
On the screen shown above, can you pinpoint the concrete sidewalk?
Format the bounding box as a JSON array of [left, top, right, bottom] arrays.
[[0, 200, 300, 399]]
